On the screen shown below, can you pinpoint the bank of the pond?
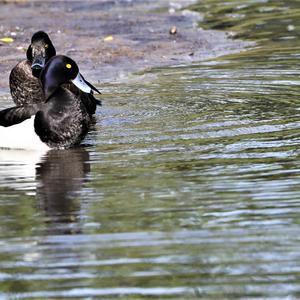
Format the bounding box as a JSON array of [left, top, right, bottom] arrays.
[[0, 0, 251, 92]]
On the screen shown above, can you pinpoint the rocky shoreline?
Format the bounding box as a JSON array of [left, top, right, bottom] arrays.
[[0, 0, 250, 93]]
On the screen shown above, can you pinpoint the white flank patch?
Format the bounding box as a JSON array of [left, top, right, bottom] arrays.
[[0, 116, 50, 150]]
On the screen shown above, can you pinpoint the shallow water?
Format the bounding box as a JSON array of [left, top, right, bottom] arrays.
[[1, 0, 300, 299]]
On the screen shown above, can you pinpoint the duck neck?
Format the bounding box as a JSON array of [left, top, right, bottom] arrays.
[[43, 80, 60, 101], [46, 87, 73, 106]]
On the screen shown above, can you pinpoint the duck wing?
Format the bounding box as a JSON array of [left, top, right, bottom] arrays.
[[33, 91, 90, 149], [0, 103, 44, 127], [63, 83, 101, 115], [80, 92, 102, 116], [9, 61, 44, 106]]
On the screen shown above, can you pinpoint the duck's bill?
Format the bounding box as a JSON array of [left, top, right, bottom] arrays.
[[31, 55, 46, 72], [31, 55, 46, 77], [71, 73, 101, 94]]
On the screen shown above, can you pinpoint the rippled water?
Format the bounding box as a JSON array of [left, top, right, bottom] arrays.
[[1, 0, 300, 299]]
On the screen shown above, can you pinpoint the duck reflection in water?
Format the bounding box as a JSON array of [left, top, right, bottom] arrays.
[[35, 148, 90, 234]]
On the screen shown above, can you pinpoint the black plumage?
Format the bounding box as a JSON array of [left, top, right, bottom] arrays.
[[34, 88, 90, 148], [1, 55, 99, 149], [0, 103, 44, 127]]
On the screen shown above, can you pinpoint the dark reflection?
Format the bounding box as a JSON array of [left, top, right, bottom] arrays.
[[35, 148, 90, 234]]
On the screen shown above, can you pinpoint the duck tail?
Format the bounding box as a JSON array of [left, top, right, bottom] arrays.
[[94, 99, 102, 106]]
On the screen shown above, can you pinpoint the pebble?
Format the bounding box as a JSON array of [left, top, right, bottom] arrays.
[[169, 26, 177, 35]]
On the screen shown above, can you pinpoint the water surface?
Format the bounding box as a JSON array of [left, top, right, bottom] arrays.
[[1, 0, 300, 299]]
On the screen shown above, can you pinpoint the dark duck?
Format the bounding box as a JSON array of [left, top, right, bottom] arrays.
[[0, 55, 100, 150], [9, 31, 101, 115]]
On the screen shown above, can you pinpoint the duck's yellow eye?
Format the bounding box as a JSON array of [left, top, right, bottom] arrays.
[[66, 64, 72, 69], [44, 44, 49, 49]]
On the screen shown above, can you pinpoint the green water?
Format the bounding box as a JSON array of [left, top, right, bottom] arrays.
[[1, 0, 300, 299]]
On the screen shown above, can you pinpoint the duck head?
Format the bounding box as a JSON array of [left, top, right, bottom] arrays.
[[40, 55, 101, 100], [26, 31, 56, 77]]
